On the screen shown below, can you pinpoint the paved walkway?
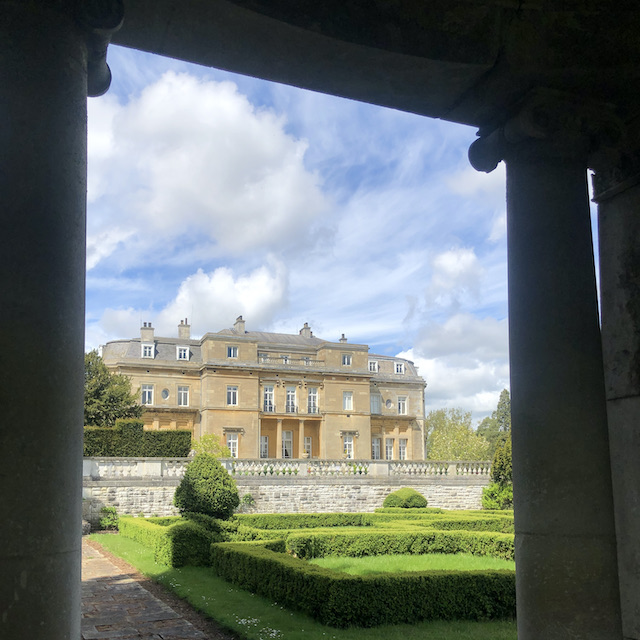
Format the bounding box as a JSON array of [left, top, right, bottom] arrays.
[[82, 539, 217, 640]]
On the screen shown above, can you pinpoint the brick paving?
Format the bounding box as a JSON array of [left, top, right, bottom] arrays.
[[82, 539, 229, 640]]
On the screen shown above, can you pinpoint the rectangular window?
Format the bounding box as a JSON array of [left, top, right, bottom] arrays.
[[343, 435, 354, 459], [342, 353, 352, 366], [372, 437, 381, 460], [227, 386, 238, 406], [286, 386, 297, 413], [395, 362, 405, 374], [343, 391, 353, 411], [281, 354, 290, 364], [302, 356, 311, 366], [385, 438, 394, 460], [141, 384, 153, 405], [177, 386, 189, 407], [307, 387, 318, 414], [177, 346, 189, 360], [399, 438, 408, 461], [227, 345, 238, 358], [282, 430, 293, 458], [368, 360, 378, 372], [259, 352, 268, 363], [370, 393, 382, 415], [263, 385, 274, 412], [260, 436, 269, 459], [141, 343, 154, 358], [304, 436, 312, 457], [398, 396, 407, 415], [227, 433, 238, 458]]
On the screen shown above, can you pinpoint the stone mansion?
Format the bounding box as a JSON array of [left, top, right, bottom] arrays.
[[101, 317, 427, 461]]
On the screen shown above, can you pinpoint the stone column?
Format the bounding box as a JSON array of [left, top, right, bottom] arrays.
[[469, 91, 622, 639], [0, 3, 121, 639], [276, 419, 283, 458], [593, 123, 640, 640], [299, 419, 306, 458]]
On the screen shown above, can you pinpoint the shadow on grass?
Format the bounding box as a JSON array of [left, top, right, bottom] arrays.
[[90, 534, 517, 640]]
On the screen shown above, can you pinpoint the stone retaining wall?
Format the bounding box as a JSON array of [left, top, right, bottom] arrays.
[[82, 457, 491, 526]]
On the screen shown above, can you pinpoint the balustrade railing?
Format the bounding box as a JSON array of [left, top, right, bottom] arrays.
[[84, 457, 490, 480]]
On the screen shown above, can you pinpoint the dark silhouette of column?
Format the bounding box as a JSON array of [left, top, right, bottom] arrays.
[[0, 2, 121, 638], [469, 90, 622, 639]]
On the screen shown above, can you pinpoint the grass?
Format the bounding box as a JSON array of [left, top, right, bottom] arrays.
[[90, 533, 517, 640], [309, 553, 516, 575]]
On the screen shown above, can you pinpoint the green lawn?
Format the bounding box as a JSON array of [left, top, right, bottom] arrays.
[[90, 534, 517, 640], [310, 553, 515, 575]]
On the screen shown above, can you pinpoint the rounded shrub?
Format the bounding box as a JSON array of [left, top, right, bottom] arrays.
[[174, 453, 239, 519], [382, 487, 428, 508]]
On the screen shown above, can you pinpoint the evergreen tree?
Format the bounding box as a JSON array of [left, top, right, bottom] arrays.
[[477, 389, 511, 457], [84, 350, 143, 427]]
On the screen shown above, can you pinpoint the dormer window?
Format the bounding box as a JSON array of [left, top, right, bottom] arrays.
[[395, 362, 405, 374], [342, 353, 352, 366], [281, 354, 290, 364], [177, 346, 189, 361], [141, 343, 154, 359], [368, 360, 378, 372], [227, 345, 238, 358]]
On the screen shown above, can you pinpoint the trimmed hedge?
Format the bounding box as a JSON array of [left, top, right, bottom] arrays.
[[235, 513, 371, 530], [374, 507, 444, 515], [84, 419, 191, 457], [209, 541, 515, 627], [118, 515, 218, 567], [285, 529, 515, 560], [383, 488, 428, 508]]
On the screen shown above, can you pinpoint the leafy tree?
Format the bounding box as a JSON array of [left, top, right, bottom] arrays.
[[84, 350, 143, 427], [477, 389, 511, 457], [174, 453, 239, 519], [482, 390, 513, 509], [425, 408, 490, 460], [191, 433, 231, 457]]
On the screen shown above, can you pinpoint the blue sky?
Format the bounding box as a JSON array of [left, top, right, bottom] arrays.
[[86, 45, 511, 420]]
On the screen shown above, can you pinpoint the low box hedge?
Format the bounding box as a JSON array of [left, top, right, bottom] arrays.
[[209, 541, 516, 628], [235, 513, 371, 530], [118, 515, 218, 567], [285, 528, 515, 560]]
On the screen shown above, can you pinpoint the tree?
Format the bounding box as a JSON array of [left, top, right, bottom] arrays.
[[425, 408, 490, 460], [191, 433, 231, 457], [84, 350, 143, 427], [477, 389, 511, 458], [174, 453, 239, 519]]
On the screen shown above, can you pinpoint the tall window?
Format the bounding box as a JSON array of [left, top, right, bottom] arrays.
[[281, 354, 290, 364], [302, 356, 311, 366], [398, 438, 408, 460], [398, 396, 407, 415], [177, 346, 189, 360], [260, 436, 269, 458], [263, 385, 274, 412], [177, 386, 189, 407], [286, 386, 296, 413], [141, 343, 154, 358], [368, 360, 378, 372], [343, 435, 354, 459], [370, 393, 382, 414], [226, 433, 238, 458], [343, 391, 353, 411], [227, 345, 238, 358], [227, 386, 238, 406], [308, 387, 318, 414], [282, 430, 293, 458], [385, 438, 394, 460], [141, 384, 153, 405], [304, 436, 312, 457], [371, 437, 381, 460], [395, 362, 405, 374], [342, 353, 352, 366]]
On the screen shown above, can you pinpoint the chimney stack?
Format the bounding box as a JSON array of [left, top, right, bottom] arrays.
[[234, 316, 246, 334], [178, 318, 191, 340], [339, 333, 347, 343], [141, 322, 155, 342], [299, 322, 312, 338]]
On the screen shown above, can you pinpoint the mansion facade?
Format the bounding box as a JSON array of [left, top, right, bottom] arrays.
[[101, 317, 427, 461]]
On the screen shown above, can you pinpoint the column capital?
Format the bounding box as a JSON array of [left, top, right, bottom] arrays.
[[469, 88, 622, 173]]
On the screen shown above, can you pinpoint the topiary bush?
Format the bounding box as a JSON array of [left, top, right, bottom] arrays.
[[481, 483, 513, 510], [383, 487, 428, 509], [174, 453, 239, 519]]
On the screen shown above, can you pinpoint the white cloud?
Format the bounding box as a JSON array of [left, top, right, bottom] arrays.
[[427, 247, 483, 310], [87, 71, 327, 269]]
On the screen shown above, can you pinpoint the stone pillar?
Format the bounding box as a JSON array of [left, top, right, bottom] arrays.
[[469, 91, 622, 639], [299, 419, 306, 458], [0, 3, 121, 639], [276, 419, 283, 458], [593, 125, 640, 640]]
